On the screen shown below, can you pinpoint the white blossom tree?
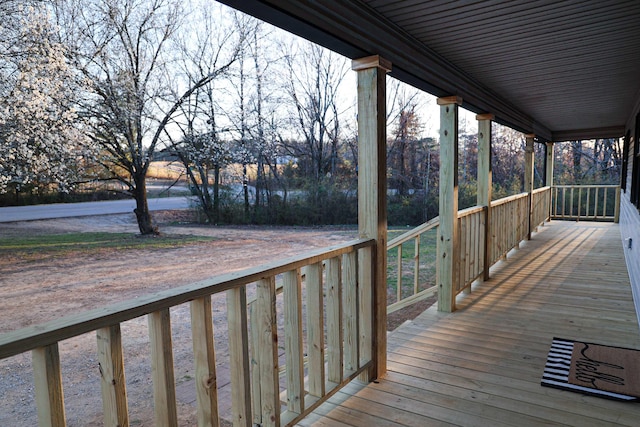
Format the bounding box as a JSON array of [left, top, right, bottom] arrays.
[[0, 4, 92, 199]]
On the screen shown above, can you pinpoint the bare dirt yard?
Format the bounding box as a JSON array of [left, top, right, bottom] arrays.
[[0, 211, 431, 426]]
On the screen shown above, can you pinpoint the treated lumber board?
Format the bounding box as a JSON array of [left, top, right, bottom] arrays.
[[96, 325, 129, 427], [32, 344, 66, 426], [190, 297, 219, 427], [357, 246, 373, 381], [256, 277, 280, 426], [148, 309, 177, 427], [339, 381, 524, 427], [305, 263, 325, 397], [383, 368, 640, 427], [283, 269, 304, 414], [437, 97, 460, 312], [342, 251, 359, 374], [323, 390, 454, 427], [399, 314, 640, 349], [386, 358, 640, 426], [325, 257, 343, 384], [226, 287, 252, 427], [354, 58, 389, 380], [351, 377, 555, 427]]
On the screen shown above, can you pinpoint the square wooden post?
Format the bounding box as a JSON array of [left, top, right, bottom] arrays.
[[545, 142, 555, 188], [525, 134, 535, 240], [477, 114, 493, 281], [437, 96, 462, 313], [352, 55, 391, 380], [545, 142, 555, 222]]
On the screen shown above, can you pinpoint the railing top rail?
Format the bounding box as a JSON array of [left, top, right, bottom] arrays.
[[491, 192, 529, 207], [552, 184, 619, 189], [458, 205, 485, 218], [532, 186, 551, 194], [387, 216, 440, 248], [0, 238, 375, 360]]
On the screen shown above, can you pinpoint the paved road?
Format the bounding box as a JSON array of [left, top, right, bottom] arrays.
[[0, 197, 193, 222]]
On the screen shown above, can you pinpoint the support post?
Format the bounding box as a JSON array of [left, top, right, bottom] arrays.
[[545, 142, 555, 222], [477, 114, 493, 281], [437, 96, 462, 313], [545, 142, 554, 188], [352, 55, 390, 380], [525, 134, 535, 240]]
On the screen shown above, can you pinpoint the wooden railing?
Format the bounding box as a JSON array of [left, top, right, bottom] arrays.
[[385, 191, 541, 311], [531, 186, 551, 230], [456, 206, 486, 295], [0, 239, 376, 427], [489, 192, 530, 266], [551, 185, 621, 222], [386, 217, 439, 313]]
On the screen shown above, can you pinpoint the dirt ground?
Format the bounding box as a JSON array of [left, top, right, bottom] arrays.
[[0, 211, 432, 426]]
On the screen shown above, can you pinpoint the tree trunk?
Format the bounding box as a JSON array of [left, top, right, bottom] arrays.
[[132, 175, 158, 235], [213, 164, 220, 223], [243, 163, 249, 222]]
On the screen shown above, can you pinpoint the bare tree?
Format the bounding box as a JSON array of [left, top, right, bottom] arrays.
[[282, 41, 349, 182], [58, 0, 237, 234], [166, 4, 245, 223]]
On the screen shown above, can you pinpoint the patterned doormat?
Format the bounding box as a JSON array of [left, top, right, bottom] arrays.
[[541, 337, 640, 401]]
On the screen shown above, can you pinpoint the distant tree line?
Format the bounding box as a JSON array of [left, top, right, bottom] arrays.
[[0, 0, 622, 231]]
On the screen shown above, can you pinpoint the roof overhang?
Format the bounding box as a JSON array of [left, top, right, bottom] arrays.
[[218, 0, 640, 142]]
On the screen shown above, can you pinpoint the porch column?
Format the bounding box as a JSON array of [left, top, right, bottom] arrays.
[[524, 134, 535, 239], [352, 55, 391, 380], [437, 96, 462, 313], [477, 114, 494, 281], [545, 142, 554, 188], [545, 142, 555, 222]]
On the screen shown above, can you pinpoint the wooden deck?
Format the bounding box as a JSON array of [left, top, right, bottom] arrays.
[[299, 221, 640, 426]]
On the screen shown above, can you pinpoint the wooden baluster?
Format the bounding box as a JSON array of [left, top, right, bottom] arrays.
[[577, 187, 582, 220], [305, 263, 325, 397], [459, 216, 466, 293], [190, 296, 219, 427], [396, 245, 402, 303], [326, 257, 343, 386], [342, 251, 359, 375], [33, 344, 66, 427], [148, 309, 178, 427], [358, 245, 373, 380], [570, 187, 575, 219], [96, 325, 129, 427], [256, 277, 280, 427], [614, 186, 621, 223], [413, 237, 420, 296], [283, 269, 304, 414], [227, 287, 252, 427], [249, 300, 261, 425]]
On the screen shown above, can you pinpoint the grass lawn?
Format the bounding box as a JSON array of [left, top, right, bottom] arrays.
[[386, 227, 438, 304], [0, 232, 213, 258]]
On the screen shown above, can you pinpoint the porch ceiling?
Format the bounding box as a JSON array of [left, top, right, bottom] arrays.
[[217, 0, 640, 142]]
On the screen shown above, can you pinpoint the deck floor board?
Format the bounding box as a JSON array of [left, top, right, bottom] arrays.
[[299, 222, 640, 426]]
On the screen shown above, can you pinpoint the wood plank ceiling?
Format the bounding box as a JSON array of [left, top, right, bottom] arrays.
[[218, 0, 640, 142]]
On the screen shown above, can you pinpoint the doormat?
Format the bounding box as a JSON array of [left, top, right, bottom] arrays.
[[541, 337, 640, 401]]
